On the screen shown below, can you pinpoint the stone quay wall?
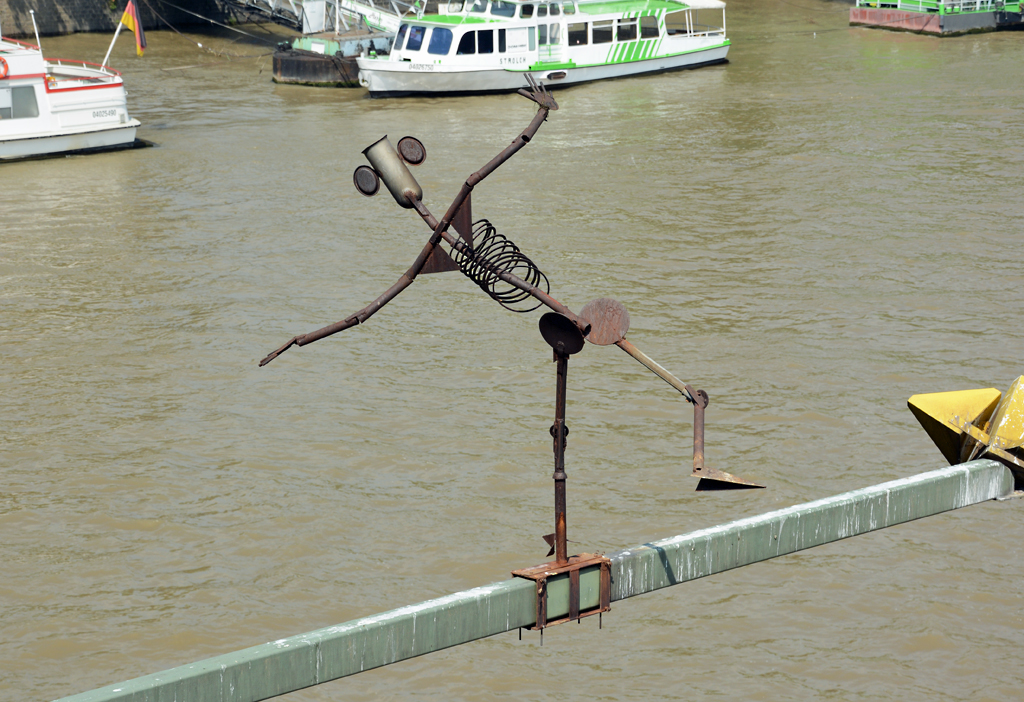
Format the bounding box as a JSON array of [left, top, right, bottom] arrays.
[[0, 0, 230, 39]]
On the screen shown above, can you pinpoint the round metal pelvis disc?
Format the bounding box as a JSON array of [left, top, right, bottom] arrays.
[[353, 165, 380, 197], [397, 136, 426, 166], [539, 313, 586, 355], [579, 298, 630, 346]]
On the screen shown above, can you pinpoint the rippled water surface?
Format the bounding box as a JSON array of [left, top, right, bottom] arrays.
[[3, 3, 1024, 700]]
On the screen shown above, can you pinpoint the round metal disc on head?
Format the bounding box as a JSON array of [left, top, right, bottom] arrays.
[[539, 313, 586, 356], [579, 298, 630, 346], [353, 165, 380, 197], [397, 136, 426, 166]]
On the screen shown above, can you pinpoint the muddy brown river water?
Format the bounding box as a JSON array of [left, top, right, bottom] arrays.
[[3, 2, 1024, 699]]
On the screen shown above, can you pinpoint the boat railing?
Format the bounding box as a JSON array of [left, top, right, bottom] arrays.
[[854, 0, 1009, 13], [45, 58, 122, 86], [0, 36, 41, 51], [664, 21, 725, 37]]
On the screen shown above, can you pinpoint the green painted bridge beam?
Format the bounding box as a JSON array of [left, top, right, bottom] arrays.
[[58, 460, 1016, 702]]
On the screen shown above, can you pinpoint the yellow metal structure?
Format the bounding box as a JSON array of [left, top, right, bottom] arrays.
[[986, 376, 1024, 450], [909, 376, 1024, 485]]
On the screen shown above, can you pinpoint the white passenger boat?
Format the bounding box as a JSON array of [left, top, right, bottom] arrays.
[[356, 0, 728, 97], [0, 36, 140, 161]]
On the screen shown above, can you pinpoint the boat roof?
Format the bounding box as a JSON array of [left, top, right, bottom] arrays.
[[573, 0, 723, 13], [420, 0, 724, 23], [442, 0, 725, 5]]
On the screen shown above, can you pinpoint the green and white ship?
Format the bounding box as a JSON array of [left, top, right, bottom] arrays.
[[356, 0, 729, 97]]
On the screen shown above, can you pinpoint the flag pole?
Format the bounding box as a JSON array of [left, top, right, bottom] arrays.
[[102, 22, 123, 68], [30, 10, 42, 52]]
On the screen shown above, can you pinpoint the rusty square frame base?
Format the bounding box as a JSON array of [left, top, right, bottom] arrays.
[[511, 553, 611, 630]]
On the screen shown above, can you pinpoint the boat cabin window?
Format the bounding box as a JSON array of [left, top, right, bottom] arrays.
[[0, 87, 38, 119], [567, 22, 587, 45], [491, 1, 516, 16], [640, 15, 659, 38], [592, 19, 613, 43], [537, 4, 547, 16], [665, 10, 687, 34], [549, 4, 560, 15], [469, 0, 488, 12], [456, 29, 494, 53], [17, 87, 38, 118], [394, 24, 408, 51], [406, 25, 427, 51], [428, 27, 454, 54], [616, 18, 637, 41], [562, 2, 575, 14], [520, 4, 534, 17], [478, 29, 494, 53]]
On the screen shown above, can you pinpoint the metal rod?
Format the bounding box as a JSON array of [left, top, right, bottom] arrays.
[[102, 21, 124, 67], [30, 10, 42, 52], [614, 339, 695, 403], [553, 351, 569, 565], [692, 388, 706, 474], [56, 460, 1015, 702]]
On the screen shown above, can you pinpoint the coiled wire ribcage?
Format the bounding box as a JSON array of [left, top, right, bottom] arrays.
[[447, 219, 550, 312]]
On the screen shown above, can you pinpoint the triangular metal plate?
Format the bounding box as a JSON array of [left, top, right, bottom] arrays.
[[422, 194, 474, 275], [908, 387, 1001, 465]]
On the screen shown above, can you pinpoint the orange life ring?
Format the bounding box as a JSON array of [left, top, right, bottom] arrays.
[[0, 57, 9, 80]]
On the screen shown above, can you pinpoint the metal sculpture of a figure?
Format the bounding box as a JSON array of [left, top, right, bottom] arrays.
[[260, 77, 764, 571]]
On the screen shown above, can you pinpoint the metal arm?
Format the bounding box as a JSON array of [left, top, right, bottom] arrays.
[[259, 77, 578, 367]]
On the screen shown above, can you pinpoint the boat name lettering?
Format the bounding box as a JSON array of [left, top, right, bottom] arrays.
[[499, 57, 528, 65], [93, 109, 117, 118]]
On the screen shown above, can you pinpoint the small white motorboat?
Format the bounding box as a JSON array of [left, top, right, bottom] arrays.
[[0, 35, 140, 161]]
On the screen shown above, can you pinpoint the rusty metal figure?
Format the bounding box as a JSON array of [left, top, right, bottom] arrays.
[[260, 78, 763, 565]]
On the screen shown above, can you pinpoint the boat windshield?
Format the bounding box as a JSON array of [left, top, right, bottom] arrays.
[[394, 24, 408, 50], [406, 25, 427, 51], [468, 0, 488, 12]]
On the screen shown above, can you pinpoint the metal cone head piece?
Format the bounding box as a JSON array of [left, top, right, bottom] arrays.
[[362, 135, 423, 209]]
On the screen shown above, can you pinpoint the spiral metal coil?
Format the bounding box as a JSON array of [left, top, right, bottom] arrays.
[[448, 219, 550, 313]]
